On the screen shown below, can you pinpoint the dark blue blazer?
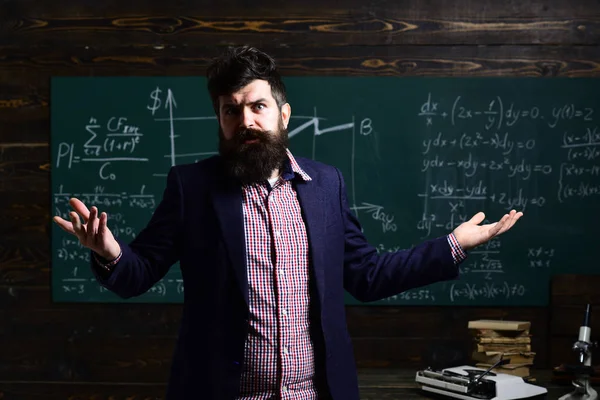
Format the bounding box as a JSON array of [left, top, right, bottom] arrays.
[[92, 155, 459, 399]]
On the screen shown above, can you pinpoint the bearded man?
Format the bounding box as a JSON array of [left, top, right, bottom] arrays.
[[53, 46, 523, 400]]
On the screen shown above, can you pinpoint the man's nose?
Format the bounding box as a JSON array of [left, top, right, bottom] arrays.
[[240, 108, 254, 128]]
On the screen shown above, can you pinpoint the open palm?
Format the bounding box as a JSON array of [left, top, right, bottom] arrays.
[[452, 210, 523, 252], [53, 198, 121, 260]]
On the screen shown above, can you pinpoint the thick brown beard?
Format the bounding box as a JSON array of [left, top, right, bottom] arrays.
[[218, 117, 289, 184]]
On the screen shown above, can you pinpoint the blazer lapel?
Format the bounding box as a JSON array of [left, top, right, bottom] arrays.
[[210, 179, 249, 307], [294, 178, 327, 308]]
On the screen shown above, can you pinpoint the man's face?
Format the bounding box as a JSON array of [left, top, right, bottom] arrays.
[[217, 79, 292, 183], [218, 79, 290, 140]]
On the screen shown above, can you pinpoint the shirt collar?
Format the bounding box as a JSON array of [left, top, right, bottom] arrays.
[[282, 148, 312, 182]]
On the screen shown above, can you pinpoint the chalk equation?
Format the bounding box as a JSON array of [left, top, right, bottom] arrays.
[[59, 276, 184, 296], [55, 117, 148, 181], [376, 279, 529, 304], [449, 281, 526, 302], [421, 153, 552, 180], [54, 184, 156, 209], [422, 132, 536, 156], [419, 92, 594, 129], [528, 247, 555, 268]]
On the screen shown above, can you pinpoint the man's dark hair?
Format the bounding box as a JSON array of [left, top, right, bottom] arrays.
[[206, 46, 287, 115]]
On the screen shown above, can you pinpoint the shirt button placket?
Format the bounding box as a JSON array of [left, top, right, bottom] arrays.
[[270, 192, 288, 395]]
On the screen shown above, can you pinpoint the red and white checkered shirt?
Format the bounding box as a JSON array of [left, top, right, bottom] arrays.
[[237, 150, 316, 399], [236, 150, 466, 399]]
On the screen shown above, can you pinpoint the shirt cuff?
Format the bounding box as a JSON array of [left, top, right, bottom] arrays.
[[92, 250, 123, 273], [447, 233, 467, 264]]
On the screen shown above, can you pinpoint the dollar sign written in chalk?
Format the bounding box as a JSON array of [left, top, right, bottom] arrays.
[[147, 87, 162, 115]]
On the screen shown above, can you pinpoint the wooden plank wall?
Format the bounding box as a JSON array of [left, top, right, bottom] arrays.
[[1, 0, 598, 398]]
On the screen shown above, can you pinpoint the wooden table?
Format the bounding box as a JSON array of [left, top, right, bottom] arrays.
[[357, 368, 577, 399], [0, 369, 581, 399]]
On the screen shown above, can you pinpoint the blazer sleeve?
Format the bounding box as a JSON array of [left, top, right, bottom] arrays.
[[336, 167, 460, 302], [90, 166, 184, 298]]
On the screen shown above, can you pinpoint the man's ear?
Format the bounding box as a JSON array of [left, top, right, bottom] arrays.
[[281, 103, 291, 128]]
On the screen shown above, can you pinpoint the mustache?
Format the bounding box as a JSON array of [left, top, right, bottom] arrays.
[[233, 128, 268, 143]]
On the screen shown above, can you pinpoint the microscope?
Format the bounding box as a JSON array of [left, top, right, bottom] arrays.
[[559, 304, 598, 400]]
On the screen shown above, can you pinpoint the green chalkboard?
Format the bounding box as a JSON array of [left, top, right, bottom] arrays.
[[51, 76, 600, 305]]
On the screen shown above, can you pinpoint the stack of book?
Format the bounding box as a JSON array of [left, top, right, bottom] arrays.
[[468, 319, 536, 378]]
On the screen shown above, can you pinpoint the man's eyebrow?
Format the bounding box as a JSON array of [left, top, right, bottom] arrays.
[[220, 102, 237, 111], [249, 98, 268, 104], [222, 98, 268, 106], [240, 98, 269, 106]]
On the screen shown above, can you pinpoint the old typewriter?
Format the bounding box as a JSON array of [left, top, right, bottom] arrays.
[[415, 359, 548, 400]]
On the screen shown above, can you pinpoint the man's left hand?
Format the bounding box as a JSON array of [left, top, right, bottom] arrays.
[[452, 210, 523, 252]]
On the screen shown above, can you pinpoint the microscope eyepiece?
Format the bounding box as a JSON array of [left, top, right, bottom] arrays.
[[583, 304, 592, 328]]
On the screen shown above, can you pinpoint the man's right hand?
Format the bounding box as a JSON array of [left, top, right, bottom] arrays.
[[53, 198, 121, 261]]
